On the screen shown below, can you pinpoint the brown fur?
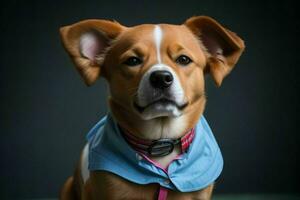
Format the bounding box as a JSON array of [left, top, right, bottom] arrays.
[[59, 16, 245, 200]]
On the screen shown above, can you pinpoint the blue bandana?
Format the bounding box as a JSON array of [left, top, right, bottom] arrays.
[[87, 114, 223, 192]]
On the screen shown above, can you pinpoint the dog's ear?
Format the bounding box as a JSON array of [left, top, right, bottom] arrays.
[[185, 16, 245, 87], [60, 20, 125, 86]]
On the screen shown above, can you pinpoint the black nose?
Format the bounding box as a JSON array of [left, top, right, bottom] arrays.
[[150, 70, 173, 89]]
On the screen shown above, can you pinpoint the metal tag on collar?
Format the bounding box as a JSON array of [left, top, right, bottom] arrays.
[[147, 138, 180, 157]]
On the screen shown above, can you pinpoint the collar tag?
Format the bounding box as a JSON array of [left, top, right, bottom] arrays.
[[148, 138, 180, 157]]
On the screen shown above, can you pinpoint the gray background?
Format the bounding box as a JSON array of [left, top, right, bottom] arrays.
[[1, 0, 299, 198]]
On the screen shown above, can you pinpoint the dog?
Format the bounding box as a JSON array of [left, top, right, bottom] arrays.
[[59, 16, 245, 200]]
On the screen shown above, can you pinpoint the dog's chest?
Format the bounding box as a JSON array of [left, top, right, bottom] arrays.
[[89, 171, 213, 200]]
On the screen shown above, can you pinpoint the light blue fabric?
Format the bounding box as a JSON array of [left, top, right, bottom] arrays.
[[87, 114, 223, 192]]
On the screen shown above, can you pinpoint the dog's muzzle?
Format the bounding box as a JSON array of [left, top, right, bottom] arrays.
[[134, 64, 186, 119]]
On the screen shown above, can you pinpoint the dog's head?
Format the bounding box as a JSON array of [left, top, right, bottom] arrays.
[[60, 16, 244, 138]]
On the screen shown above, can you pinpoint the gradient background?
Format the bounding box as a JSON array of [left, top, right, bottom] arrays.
[[1, 0, 299, 198]]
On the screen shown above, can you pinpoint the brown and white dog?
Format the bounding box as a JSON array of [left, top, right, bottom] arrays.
[[59, 16, 244, 200]]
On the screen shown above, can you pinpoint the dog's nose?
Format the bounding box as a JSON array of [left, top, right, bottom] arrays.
[[150, 70, 173, 89]]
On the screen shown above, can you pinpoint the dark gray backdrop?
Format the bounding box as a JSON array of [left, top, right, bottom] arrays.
[[1, 0, 299, 198]]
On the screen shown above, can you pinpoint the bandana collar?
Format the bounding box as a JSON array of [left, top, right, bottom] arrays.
[[120, 127, 195, 157]]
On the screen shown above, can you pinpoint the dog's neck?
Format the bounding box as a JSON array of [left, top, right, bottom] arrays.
[[133, 116, 188, 140], [109, 97, 205, 168]]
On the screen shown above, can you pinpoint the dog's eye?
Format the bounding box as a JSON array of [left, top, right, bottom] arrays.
[[123, 56, 142, 66], [176, 55, 192, 66]]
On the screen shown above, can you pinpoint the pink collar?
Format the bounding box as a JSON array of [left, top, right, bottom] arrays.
[[121, 127, 195, 157]]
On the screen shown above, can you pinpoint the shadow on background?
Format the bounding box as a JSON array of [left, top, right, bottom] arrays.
[[1, 0, 299, 199]]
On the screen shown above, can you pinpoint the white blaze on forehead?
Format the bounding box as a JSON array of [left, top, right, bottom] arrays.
[[153, 25, 163, 63]]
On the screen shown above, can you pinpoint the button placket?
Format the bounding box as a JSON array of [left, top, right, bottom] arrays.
[[164, 179, 171, 185]]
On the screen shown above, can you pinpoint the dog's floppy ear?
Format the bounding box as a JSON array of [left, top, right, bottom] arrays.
[[185, 16, 245, 87], [60, 20, 125, 86]]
